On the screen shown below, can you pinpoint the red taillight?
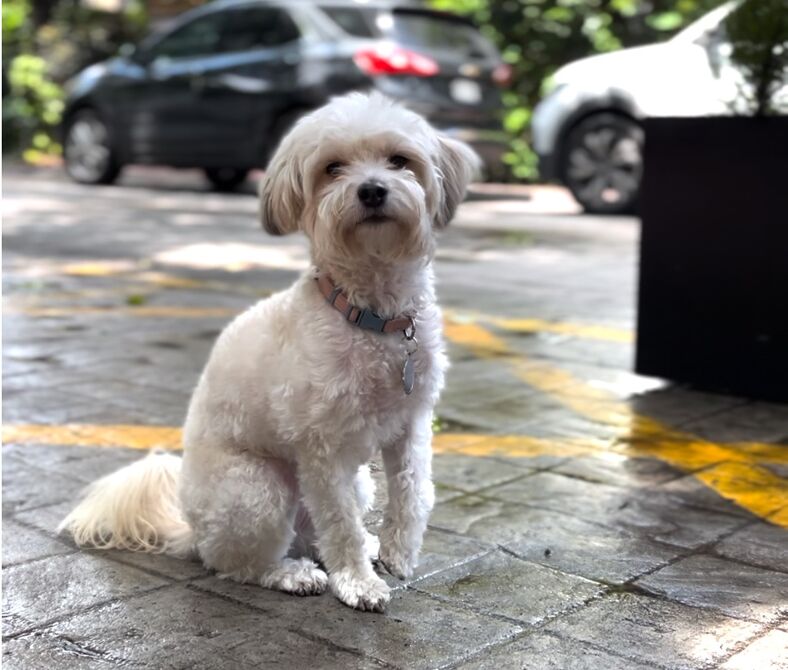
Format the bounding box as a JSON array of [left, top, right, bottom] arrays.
[[354, 44, 440, 77], [492, 63, 513, 87]]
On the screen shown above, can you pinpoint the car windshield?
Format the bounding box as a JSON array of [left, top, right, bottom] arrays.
[[670, 1, 736, 44], [321, 6, 496, 59]]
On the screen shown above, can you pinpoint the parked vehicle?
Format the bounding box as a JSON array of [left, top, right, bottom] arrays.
[[531, 2, 783, 214], [62, 0, 511, 189]]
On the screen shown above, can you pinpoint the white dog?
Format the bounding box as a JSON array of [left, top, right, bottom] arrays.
[[59, 92, 478, 612]]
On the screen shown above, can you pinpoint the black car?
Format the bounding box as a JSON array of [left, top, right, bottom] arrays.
[[62, 0, 511, 190]]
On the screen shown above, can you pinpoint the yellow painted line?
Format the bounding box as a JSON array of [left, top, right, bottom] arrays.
[[2, 424, 182, 451], [3, 422, 786, 528], [695, 462, 787, 518], [442, 320, 513, 357], [61, 261, 138, 276], [4, 305, 236, 318], [768, 506, 788, 527], [491, 317, 632, 344], [433, 432, 598, 460], [445, 310, 632, 344], [444, 320, 788, 527]]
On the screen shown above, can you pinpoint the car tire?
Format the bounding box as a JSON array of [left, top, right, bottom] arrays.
[[64, 109, 121, 185], [561, 112, 644, 215], [204, 167, 250, 192]]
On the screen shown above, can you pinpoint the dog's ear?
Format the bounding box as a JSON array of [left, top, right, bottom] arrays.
[[434, 136, 480, 228], [259, 138, 304, 236]]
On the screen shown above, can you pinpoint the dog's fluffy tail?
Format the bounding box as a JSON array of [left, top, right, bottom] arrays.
[[58, 450, 194, 557]]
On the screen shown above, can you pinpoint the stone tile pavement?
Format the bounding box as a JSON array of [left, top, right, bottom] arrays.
[[2, 166, 787, 669]]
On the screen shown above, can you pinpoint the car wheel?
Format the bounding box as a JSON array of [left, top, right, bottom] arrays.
[[204, 167, 249, 192], [562, 113, 644, 214], [64, 110, 121, 185]]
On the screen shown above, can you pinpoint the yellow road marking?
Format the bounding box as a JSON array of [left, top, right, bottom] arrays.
[[442, 320, 788, 527], [4, 421, 785, 529], [442, 320, 513, 356], [444, 311, 632, 344], [4, 306, 237, 318], [2, 424, 182, 451]]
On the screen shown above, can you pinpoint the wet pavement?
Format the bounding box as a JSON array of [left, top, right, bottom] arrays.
[[3, 164, 787, 669]]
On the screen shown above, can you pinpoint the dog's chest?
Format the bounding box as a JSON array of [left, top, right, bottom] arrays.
[[343, 333, 434, 399]]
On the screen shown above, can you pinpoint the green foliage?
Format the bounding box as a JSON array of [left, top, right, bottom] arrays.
[[3, 53, 64, 157], [2, 0, 148, 158], [725, 0, 788, 116], [431, 0, 729, 180]]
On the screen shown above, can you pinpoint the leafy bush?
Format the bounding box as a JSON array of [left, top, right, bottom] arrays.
[[725, 0, 788, 116], [2, 0, 147, 159], [3, 54, 64, 159]]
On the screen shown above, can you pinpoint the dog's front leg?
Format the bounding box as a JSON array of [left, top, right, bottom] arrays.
[[297, 453, 390, 612], [379, 411, 435, 579]]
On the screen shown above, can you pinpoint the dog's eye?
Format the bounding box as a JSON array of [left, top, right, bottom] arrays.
[[326, 162, 344, 176], [388, 155, 409, 169]]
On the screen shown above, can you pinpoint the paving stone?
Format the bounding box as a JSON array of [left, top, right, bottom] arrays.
[[2, 552, 169, 636], [441, 358, 541, 408], [1, 387, 102, 424], [432, 453, 534, 495], [650, 475, 755, 518], [2, 456, 85, 516], [719, 629, 788, 670], [682, 401, 788, 444], [12, 501, 209, 581], [400, 528, 491, 587], [438, 391, 557, 435], [2, 520, 74, 567], [455, 631, 659, 670], [429, 497, 681, 583], [631, 387, 747, 427], [14, 501, 84, 535], [637, 555, 788, 623], [2, 443, 143, 484], [415, 550, 603, 625], [485, 472, 747, 548], [6, 166, 788, 670], [715, 521, 788, 571], [544, 593, 763, 670], [196, 577, 522, 669], [552, 453, 682, 488], [3, 585, 374, 670]]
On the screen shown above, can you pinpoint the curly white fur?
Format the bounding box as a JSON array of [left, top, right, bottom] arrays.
[[59, 92, 478, 612]]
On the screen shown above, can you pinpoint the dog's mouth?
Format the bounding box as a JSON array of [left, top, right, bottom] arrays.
[[359, 213, 391, 225]]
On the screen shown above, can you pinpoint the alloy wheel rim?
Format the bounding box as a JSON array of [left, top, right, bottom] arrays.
[[66, 117, 111, 182], [567, 125, 643, 209]]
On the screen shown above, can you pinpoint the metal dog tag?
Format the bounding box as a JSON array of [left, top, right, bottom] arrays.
[[402, 354, 415, 395]]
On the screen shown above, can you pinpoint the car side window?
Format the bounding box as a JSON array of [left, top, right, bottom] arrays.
[[220, 8, 301, 53], [321, 7, 376, 37], [151, 13, 226, 60]]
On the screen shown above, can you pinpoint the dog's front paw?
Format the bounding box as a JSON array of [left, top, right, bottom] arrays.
[[329, 569, 390, 612], [378, 544, 414, 580]]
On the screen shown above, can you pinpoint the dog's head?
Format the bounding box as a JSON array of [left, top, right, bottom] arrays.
[[259, 93, 479, 266]]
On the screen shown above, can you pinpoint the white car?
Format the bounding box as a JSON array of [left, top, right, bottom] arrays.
[[532, 1, 775, 214]]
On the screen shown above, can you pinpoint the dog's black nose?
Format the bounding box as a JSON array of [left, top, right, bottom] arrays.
[[357, 181, 387, 208]]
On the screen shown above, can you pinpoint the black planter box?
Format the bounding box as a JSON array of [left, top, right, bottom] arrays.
[[636, 116, 788, 402]]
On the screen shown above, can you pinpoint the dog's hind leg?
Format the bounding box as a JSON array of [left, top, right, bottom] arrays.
[[181, 449, 327, 596]]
